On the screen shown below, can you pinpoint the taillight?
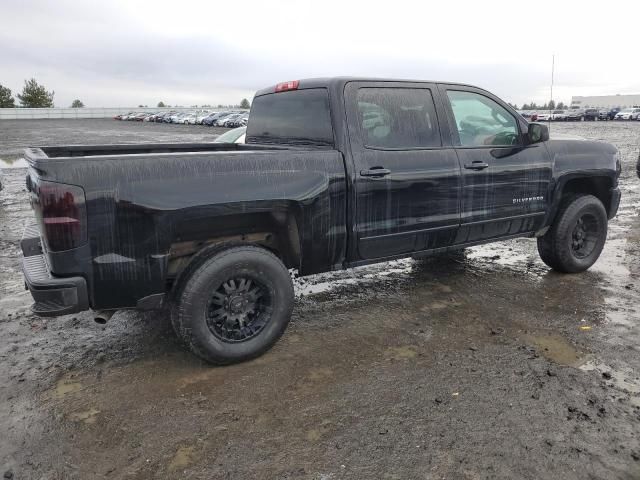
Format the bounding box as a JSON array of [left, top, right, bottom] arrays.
[[37, 181, 87, 251], [275, 80, 299, 92]]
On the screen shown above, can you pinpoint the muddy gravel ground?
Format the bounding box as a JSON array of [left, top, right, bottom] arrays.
[[1, 119, 640, 480]]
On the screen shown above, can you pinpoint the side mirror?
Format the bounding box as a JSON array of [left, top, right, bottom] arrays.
[[528, 122, 549, 144]]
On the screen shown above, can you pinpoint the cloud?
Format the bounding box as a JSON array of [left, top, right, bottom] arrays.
[[0, 0, 637, 107]]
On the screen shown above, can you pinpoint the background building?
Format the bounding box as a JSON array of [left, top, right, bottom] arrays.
[[571, 94, 640, 108]]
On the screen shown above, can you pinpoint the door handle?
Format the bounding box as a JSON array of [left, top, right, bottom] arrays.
[[360, 167, 391, 177], [464, 161, 489, 170]]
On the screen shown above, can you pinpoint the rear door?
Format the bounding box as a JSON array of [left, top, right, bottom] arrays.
[[344, 81, 461, 261], [438, 85, 553, 243]]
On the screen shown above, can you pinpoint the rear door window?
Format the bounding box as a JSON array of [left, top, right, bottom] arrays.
[[246, 88, 333, 146], [355, 88, 441, 149]]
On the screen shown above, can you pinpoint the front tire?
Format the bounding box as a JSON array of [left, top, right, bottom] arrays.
[[172, 246, 294, 364], [537, 194, 608, 273]]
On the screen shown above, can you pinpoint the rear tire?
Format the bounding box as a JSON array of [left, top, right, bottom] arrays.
[[172, 245, 294, 364], [537, 194, 607, 273]]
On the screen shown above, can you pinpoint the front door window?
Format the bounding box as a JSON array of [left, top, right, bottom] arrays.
[[447, 90, 519, 147]]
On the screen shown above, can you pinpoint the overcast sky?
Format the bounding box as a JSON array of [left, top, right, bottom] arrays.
[[1, 0, 637, 108]]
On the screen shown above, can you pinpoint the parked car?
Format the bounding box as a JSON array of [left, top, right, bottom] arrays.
[[221, 113, 246, 127], [566, 109, 584, 121], [606, 107, 621, 120], [584, 108, 599, 121], [598, 109, 610, 121], [551, 110, 567, 121], [226, 113, 249, 128], [213, 112, 241, 127], [614, 108, 640, 120], [20, 77, 620, 365], [144, 113, 160, 122], [197, 112, 215, 124], [113, 112, 133, 120], [182, 113, 198, 125], [202, 112, 222, 126], [213, 126, 246, 144], [169, 112, 188, 123], [161, 112, 177, 123], [130, 112, 146, 121], [536, 111, 552, 121]]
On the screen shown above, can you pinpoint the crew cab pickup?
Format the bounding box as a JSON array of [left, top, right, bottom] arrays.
[[21, 77, 621, 364]]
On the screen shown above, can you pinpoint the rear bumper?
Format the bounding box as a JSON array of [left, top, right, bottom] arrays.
[[21, 226, 89, 317], [608, 188, 621, 220]]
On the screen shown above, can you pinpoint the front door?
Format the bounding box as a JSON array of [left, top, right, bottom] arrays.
[[439, 86, 553, 243], [345, 82, 461, 261]]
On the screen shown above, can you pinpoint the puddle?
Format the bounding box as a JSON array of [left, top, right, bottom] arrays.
[[168, 446, 196, 471], [523, 333, 584, 367], [385, 346, 418, 360], [590, 238, 631, 281], [306, 429, 323, 441], [599, 283, 639, 330], [295, 259, 414, 297], [524, 330, 640, 407], [69, 408, 100, 424], [580, 360, 640, 407], [54, 378, 83, 398], [605, 306, 638, 328], [306, 421, 332, 442], [307, 367, 334, 381]]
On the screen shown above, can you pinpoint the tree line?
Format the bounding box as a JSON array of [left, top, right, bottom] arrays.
[[5, 78, 556, 112], [513, 100, 568, 111], [155, 99, 251, 109], [1, 78, 251, 110], [0, 79, 56, 108]]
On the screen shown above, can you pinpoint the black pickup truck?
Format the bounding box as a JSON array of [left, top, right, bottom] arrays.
[[21, 77, 621, 364]]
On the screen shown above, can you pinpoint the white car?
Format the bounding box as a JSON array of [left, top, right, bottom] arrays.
[[170, 113, 187, 123], [183, 113, 198, 125], [551, 110, 567, 121], [614, 108, 640, 120], [536, 111, 552, 121]]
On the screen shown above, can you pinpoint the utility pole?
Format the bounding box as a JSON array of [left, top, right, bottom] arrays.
[[550, 54, 555, 108]]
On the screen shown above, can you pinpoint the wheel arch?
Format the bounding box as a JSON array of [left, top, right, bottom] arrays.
[[166, 210, 301, 299], [546, 174, 615, 226]]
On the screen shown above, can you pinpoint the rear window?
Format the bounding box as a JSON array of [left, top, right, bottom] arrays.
[[246, 88, 333, 146]]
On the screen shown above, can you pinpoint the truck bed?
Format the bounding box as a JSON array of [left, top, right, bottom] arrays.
[[24, 142, 348, 310]]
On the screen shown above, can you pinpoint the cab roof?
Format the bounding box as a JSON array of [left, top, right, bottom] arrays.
[[254, 77, 477, 97]]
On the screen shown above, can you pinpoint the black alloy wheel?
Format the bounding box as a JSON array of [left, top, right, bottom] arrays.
[[206, 276, 272, 343]]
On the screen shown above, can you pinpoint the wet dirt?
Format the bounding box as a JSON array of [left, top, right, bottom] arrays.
[[1, 119, 640, 479]]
